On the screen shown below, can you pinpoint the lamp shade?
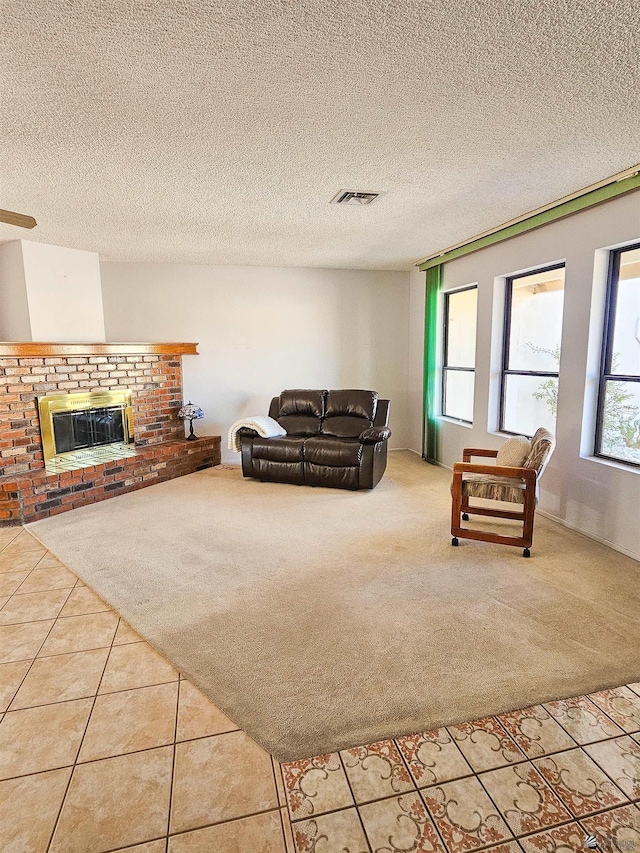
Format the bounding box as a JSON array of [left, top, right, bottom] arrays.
[[178, 402, 204, 420]]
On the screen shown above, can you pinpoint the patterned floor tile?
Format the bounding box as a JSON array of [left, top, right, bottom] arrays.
[[0, 570, 30, 597], [340, 739, 415, 803], [497, 706, 576, 759], [0, 527, 20, 550], [588, 686, 640, 734], [17, 563, 78, 593], [422, 775, 512, 853], [0, 697, 93, 779], [59, 585, 111, 617], [448, 717, 525, 772], [50, 746, 173, 853], [9, 647, 109, 709], [292, 808, 369, 853], [176, 679, 238, 741], [580, 804, 640, 849], [479, 762, 571, 835], [281, 806, 296, 853], [112, 842, 167, 853], [518, 821, 585, 853], [0, 659, 31, 711], [38, 611, 119, 656], [0, 766, 72, 853], [274, 757, 287, 806], [0, 588, 71, 625], [168, 810, 286, 852], [32, 553, 67, 569], [360, 791, 446, 853], [281, 753, 354, 820], [113, 618, 143, 645], [98, 641, 178, 693], [584, 736, 640, 800], [78, 681, 179, 762], [170, 731, 277, 833], [0, 619, 54, 663], [628, 684, 640, 698], [396, 728, 472, 787], [3, 531, 45, 555], [0, 551, 44, 573], [543, 697, 624, 744], [534, 748, 628, 816]]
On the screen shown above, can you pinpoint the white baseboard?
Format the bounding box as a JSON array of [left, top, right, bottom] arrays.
[[536, 508, 639, 561]]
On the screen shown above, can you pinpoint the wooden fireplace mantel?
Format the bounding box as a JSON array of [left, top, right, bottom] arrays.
[[0, 342, 199, 357]]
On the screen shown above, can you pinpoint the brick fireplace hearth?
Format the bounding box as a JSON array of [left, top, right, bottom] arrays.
[[0, 343, 221, 525]]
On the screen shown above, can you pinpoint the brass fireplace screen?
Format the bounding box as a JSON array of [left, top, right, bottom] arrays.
[[38, 390, 134, 464]]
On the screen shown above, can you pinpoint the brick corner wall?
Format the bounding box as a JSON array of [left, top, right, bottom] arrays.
[[0, 349, 221, 524]]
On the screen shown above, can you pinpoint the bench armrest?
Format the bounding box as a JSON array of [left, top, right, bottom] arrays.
[[453, 461, 537, 482], [462, 448, 499, 462]]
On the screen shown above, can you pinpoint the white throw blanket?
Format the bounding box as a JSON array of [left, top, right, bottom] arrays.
[[227, 415, 287, 452]]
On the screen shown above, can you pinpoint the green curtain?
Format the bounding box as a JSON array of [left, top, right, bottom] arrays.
[[422, 265, 441, 463]]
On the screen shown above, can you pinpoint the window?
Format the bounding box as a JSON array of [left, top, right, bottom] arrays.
[[442, 286, 477, 423], [595, 243, 640, 467], [500, 264, 565, 436]]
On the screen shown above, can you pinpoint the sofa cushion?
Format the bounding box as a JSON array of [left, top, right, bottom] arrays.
[[321, 389, 378, 437], [304, 436, 362, 467], [252, 458, 305, 485], [277, 389, 325, 436], [305, 463, 359, 490], [251, 436, 305, 463]]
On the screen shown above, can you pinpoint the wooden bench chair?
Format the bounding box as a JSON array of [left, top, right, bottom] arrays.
[[451, 427, 555, 557]]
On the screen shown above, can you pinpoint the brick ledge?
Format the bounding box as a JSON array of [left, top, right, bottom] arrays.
[[0, 436, 222, 525]]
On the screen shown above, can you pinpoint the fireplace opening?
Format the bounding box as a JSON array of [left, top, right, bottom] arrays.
[[52, 405, 127, 454], [38, 390, 135, 473]]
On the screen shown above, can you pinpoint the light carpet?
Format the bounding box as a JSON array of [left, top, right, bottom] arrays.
[[28, 452, 640, 761]]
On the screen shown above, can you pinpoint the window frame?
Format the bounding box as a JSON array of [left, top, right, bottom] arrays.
[[441, 284, 477, 424], [594, 242, 640, 468], [499, 262, 566, 437]]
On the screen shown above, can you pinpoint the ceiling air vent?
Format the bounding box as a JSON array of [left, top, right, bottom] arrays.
[[330, 190, 382, 206]]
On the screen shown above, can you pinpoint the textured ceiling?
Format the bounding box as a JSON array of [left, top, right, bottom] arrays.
[[1, 1, 639, 270]]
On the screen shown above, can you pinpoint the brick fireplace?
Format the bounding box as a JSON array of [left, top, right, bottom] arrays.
[[0, 342, 221, 525]]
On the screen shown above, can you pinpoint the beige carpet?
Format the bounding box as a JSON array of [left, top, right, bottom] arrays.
[[28, 452, 640, 761]]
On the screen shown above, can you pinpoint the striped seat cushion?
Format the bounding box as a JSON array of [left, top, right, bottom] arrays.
[[461, 473, 527, 504]]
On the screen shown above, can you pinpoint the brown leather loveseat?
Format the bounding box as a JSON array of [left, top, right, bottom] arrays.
[[239, 389, 391, 490]]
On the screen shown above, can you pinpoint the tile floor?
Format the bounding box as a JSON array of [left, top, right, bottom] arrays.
[[0, 525, 638, 853]]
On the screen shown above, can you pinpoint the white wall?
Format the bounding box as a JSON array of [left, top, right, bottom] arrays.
[[101, 263, 410, 462], [0, 240, 31, 339], [21, 241, 105, 341], [408, 190, 640, 559], [0, 240, 105, 341]]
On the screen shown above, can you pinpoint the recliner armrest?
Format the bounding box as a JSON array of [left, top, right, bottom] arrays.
[[237, 428, 259, 438], [360, 426, 391, 444]]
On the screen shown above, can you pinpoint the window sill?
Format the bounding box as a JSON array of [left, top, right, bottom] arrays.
[[438, 416, 473, 429], [489, 429, 522, 440], [581, 454, 640, 474]]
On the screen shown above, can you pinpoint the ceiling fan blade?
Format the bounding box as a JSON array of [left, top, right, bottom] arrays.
[[0, 209, 37, 229]]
